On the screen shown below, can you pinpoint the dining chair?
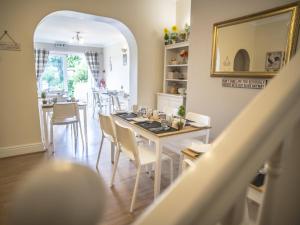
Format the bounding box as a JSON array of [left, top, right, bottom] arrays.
[[186, 112, 210, 144], [110, 121, 174, 212], [50, 102, 84, 153], [93, 92, 106, 117], [96, 114, 117, 169], [163, 106, 177, 116]]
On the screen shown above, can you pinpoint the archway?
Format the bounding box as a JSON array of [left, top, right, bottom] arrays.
[[34, 10, 138, 106], [233, 49, 250, 72]]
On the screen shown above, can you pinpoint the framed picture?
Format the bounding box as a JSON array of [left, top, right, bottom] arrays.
[[265, 51, 284, 72], [109, 56, 112, 71]]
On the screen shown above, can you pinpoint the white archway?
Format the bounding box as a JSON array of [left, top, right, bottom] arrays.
[[34, 10, 138, 106]]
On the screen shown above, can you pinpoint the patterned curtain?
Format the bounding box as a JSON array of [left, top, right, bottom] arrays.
[[85, 51, 101, 86], [34, 49, 49, 81]]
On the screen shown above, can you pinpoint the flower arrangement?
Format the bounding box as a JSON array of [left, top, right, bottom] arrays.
[[179, 50, 188, 63], [164, 28, 170, 45], [163, 24, 190, 45], [170, 25, 178, 44], [99, 78, 106, 88]]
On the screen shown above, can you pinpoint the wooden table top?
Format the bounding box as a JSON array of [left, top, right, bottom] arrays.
[[113, 113, 211, 138], [181, 148, 202, 159], [41, 102, 87, 108]]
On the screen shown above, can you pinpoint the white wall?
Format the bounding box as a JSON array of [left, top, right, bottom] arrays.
[[0, 0, 175, 149], [103, 41, 129, 92], [176, 0, 191, 29], [187, 0, 298, 140]]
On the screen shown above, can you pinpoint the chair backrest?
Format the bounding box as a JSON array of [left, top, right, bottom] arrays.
[[99, 114, 115, 141], [114, 121, 140, 164], [52, 103, 79, 120], [186, 112, 211, 143], [186, 112, 210, 126], [112, 95, 121, 111], [163, 106, 177, 116]]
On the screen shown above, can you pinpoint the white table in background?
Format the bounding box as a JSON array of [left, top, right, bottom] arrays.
[[41, 102, 88, 151], [112, 114, 211, 199]]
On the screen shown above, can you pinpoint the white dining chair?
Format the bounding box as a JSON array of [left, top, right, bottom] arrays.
[[110, 121, 174, 212], [93, 92, 107, 117], [50, 103, 84, 153], [111, 94, 128, 113], [186, 112, 211, 144], [96, 114, 117, 169]]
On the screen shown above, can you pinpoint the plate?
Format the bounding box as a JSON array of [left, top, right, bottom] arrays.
[[132, 117, 149, 122]]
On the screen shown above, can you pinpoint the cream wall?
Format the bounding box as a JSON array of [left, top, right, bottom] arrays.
[[0, 0, 175, 148], [103, 41, 130, 92], [176, 0, 191, 29], [252, 21, 289, 70], [218, 23, 255, 71], [187, 0, 298, 140]]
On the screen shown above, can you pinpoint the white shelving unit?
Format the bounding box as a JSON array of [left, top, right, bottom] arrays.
[[157, 41, 189, 112]]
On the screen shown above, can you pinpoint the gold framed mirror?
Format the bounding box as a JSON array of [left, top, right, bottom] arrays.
[[211, 2, 300, 77]]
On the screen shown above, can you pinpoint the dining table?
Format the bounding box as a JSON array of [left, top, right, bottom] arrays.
[[112, 112, 211, 199], [40, 102, 88, 151]]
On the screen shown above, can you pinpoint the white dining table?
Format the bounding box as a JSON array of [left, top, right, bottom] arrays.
[[112, 114, 211, 199], [40, 102, 88, 151]]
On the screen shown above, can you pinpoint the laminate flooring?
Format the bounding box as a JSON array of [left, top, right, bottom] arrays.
[[0, 108, 180, 225]]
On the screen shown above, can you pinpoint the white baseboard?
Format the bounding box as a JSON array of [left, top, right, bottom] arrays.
[[0, 142, 45, 158]]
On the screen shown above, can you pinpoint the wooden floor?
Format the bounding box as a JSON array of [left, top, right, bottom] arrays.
[[0, 108, 180, 225]]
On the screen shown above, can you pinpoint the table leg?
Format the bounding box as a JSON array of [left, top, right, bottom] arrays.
[[83, 107, 88, 152], [43, 109, 49, 149], [154, 141, 162, 199]]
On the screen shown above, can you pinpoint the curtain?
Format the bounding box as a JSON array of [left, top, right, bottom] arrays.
[[34, 49, 49, 81], [85, 51, 101, 86]]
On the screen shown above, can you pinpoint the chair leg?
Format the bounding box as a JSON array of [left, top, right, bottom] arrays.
[[78, 121, 85, 152], [130, 166, 141, 213], [50, 124, 54, 153], [50, 124, 53, 144], [72, 124, 76, 151], [96, 135, 104, 169], [111, 142, 115, 164], [178, 153, 184, 175], [169, 158, 174, 182], [110, 149, 121, 187]]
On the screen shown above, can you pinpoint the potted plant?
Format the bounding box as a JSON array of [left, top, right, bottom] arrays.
[[163, 28, 170, 45], [41, 91, 47, 104], [177, 105, 186, 130], [170, 25, 178, 44]]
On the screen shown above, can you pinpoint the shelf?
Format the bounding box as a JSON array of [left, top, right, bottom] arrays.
[[166, 79, 187, 82], [157, 92, 185, 98], [165, 41, 189, 49], [167, 64, 188, 67]]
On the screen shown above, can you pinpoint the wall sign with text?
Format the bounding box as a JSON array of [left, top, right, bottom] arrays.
[[222, 78, 268, 89]]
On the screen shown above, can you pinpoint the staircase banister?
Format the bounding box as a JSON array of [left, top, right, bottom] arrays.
[[134, 52, 300, 225]]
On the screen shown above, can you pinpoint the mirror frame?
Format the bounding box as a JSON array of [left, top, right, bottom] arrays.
[[210, 2, 300, 78]]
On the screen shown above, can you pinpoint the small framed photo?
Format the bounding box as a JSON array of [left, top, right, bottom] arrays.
[[122, 53, 127, 66], [265, 51, 284, 72]]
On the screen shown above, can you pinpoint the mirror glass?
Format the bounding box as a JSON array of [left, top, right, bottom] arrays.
[[211, 3, 299, 77]]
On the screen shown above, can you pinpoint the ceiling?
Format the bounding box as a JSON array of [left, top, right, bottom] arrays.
[[34, 11, 126, 48]]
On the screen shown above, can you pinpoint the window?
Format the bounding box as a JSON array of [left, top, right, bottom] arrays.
[[39, 53, 89, 100], [41, 54, 66, 91]]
